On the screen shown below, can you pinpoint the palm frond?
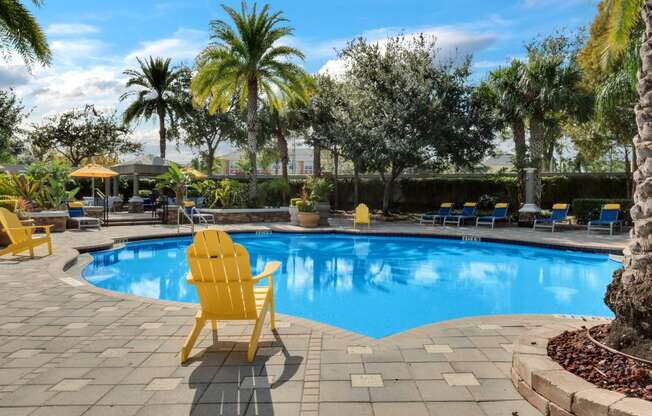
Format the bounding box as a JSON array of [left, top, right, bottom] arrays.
[[0, 0, 51, 66]]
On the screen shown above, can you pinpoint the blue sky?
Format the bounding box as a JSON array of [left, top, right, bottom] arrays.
[[4, 0, 600, 161]]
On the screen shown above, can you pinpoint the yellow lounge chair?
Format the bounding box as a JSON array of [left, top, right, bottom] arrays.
[[0, 207, 53, 258], [181, 229, 280, 363], [353, 203, 370, 229]]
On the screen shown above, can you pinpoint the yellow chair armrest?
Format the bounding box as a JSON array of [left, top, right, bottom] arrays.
[[252, 261, 281, 283]]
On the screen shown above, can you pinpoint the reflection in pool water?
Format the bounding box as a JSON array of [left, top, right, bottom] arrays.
[[82, 233, 620, 338]]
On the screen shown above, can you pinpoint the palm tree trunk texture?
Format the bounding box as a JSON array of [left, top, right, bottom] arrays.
[[512, 119, 527, 205], [276, 129, 289, 204], [246, 78, 258, 201], [313, 143, 321, 177], [276, 129, 289, 183], [605, 1, 652, 354], [529, 114, 545, 205], [158, 107, 167, 159]]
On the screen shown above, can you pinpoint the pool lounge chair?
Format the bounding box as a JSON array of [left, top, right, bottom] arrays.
[[353, 203, 370, 229], [68, 202, 101, 229], [181, 229, 279, 363], [419, 202, 453, 225], [588, 204, 623, 236], [443, 202, 477, 227], [476, 203, 509, 229], [533, 203, 570, 232], [0, 207, 52, 258]]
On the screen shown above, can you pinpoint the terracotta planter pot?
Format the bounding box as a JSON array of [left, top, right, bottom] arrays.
[[298, 211, 320, 228]]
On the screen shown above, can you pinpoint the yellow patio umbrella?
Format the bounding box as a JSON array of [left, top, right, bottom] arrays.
[[181, 167, 207, 179], [69, 163, 119, 199]]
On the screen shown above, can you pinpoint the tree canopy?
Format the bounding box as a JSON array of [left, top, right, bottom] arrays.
[[29, 105, 142, 166]]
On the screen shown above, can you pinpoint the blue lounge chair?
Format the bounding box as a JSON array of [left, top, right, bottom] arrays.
[[443, 202, 477, 227], [533, 203, 570, 232], [588, 204, 623, 236], [68, 202, 101, 229], [476, 203, 509, 229], [419, 202, 453, 225]]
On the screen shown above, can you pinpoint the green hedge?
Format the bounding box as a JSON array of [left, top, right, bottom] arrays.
[[212, 174, 630, 214], [330, 175, 628, 212], [571, 198, 633, 224], [541, 176, 627, 208]]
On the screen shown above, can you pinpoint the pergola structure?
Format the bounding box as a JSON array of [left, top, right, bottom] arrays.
[[110, 154, 171, 199]]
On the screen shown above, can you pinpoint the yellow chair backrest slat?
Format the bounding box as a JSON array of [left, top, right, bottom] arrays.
[[354, 203, 370, 224], [187, 230, 257, 319], [494, 203, 509, 208], [603, 203, 621, 210], [0, 207, 31, 245], [552, 203, 568, 210], [463, 202, 477, 207], [440, 202, 453, 208]]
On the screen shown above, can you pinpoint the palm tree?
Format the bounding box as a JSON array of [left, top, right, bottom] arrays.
[[0, 0, 51, 66], [486, 60, 529, 203], [520, 52, 584, 172], [598, 0, 652, 355], [192, 1, 308, 201], [121, 57, 186, 159]]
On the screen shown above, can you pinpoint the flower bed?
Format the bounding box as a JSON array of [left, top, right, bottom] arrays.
[[512, 324, 652, 416]]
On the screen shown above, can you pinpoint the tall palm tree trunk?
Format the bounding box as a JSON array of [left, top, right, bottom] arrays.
[[529, 114, 545, 204], [276, 129, 289, 183], [246, 78, 258, 201], [512, 119, 527, 205], [158, 107, 167, 159], [276, 128, 289, 204], [313, 143, 321, 177], [604, 1, 652, 354]]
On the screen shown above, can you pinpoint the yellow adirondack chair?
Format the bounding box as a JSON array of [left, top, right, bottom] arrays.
[[181, 229, 280, 363], [353, 203, 370, 229], [0, 207, 53, 257]]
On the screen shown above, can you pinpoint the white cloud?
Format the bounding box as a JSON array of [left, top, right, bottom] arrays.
[[124, 28, 206, 66], [46, 23, 99, 36], [51, 39, 108, 64], [318, 25, 497, 76]]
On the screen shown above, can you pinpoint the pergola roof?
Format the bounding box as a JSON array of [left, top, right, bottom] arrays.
[[111, 154, 172, 176]]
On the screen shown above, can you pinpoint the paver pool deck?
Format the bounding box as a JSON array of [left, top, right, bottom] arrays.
[[0, 220, 628, 416]]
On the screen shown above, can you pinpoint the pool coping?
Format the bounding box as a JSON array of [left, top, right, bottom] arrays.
[[75, 227, 626, 255]]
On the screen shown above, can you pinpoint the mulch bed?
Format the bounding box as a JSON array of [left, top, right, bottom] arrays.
[[547, 324, 652, 401]]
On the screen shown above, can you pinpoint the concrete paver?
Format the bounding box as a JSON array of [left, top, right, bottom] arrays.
[[0, 222, 625, 414]]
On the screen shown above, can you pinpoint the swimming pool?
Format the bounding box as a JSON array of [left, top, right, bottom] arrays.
[[82, 232, 620, 338]]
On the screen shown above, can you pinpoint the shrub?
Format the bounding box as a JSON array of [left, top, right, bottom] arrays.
[[296, 199, 315, 212], [303, 177, 334, 202], [571, 198, 633, 224], [198, 179, 248, 209], [257, 179, 290, 207]]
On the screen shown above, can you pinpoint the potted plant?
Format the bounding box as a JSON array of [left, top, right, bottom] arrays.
[[296, 198, 319, 227], [305, 177, 333, 226], [288, 197, 301, 225]]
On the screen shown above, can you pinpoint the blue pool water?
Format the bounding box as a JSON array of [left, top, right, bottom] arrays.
[[82, 233, 620, 338]]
